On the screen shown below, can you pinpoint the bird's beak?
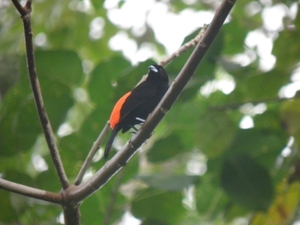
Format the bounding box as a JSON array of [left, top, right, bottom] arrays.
[[149, 65, 158, 73]]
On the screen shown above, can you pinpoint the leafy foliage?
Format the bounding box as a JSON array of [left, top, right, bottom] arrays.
[[1, 0, 300, 225]]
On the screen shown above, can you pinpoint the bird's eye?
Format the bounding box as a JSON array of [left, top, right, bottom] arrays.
[[149, 65, 158, 73]]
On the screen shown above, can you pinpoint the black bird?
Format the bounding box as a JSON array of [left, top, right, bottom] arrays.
[[104, 65, 169, 158]]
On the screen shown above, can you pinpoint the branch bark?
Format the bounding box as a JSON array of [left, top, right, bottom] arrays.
[[0, 178, 62, 204], [64, 0, 236, 204], [63, 204, 80, 225], [10, 0, 69, 190]]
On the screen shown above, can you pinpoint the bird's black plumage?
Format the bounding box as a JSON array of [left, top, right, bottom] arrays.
[[104, 65, 169, 158]]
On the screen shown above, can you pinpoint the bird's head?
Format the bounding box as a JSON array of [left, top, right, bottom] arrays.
[[148, 64, 169, 83]]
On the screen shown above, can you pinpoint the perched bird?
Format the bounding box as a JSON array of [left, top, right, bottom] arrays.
[[104, 65, 169, 158]]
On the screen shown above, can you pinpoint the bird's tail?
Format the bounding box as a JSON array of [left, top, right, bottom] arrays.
[[104, 126, 119, 159]]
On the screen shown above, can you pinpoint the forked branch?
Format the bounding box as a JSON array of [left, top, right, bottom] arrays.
[[65, 0, 237, 204], [4, 1, 236, 225]]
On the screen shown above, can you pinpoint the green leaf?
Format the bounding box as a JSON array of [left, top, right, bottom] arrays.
[[164, 102, 199, 152], [137, 174, 199, 191], [35, 50, 83, 85], [221, 154, 274, 211], [80, 193, 103, 225], [0, 89, 42, 156], [35, 50, 83, 130], [0, 190, 17, 222], [280, 99, 300, 136], [195, 180, 228, 216], [222, 18, 248, 54], [0, 50, 83, 156], [245, 70, 290, 100], [250, 181, 300, 225], [147, 135, 184, 162], [90, 0, 104, 10], [253, 108, 283, 132], [131, 188, 184, 224], [196, 110, 237, 158], [3, 170, 34, 186], [88, 56, 131, 105], [0, 171, 35, 221], [58, 133, 90, 178], [273, 19, 300, 71], [81, 173, 127, 225], [36, 169, 61, 193], [0, 55, 19, 96], [120, 155, 140, 182], [224, 128, 286, 168]]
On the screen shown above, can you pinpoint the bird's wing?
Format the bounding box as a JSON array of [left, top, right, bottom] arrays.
[[119, 81, 157, 121]]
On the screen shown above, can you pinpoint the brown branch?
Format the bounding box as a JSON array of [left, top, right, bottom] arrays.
[[11, 0, 27, 16], [0, 178, 62, 204], [74, 122, 111, 185], [11, 0, 69, 189], [63, 203, 80, 225], [25, 0, 32, 9], [63, 0, 236, 204]]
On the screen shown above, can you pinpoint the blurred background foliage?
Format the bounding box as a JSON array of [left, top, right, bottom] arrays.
[[1, 0, 300, 224]]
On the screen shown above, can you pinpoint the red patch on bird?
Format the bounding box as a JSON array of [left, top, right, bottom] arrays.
[[109, 91, 132, 129]]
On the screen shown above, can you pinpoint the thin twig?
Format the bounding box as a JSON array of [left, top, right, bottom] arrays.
[[64, 0, 236, 204], [159, 24, 208, 67], [0, 178, 62, 204], [74, 122, 111, 185], [11, 0, 69, 189], [11, 0, 27, 16], [25, 0, 32, 10]]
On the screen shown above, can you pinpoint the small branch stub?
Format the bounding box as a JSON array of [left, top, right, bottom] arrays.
[[160, 107, 169, 114]]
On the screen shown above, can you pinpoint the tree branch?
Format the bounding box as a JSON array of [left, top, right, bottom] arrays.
[[63, 204, 80, 225], [64, 0, 236, 204], [0, 178, 62, 204], [11, 0, 27, 16], [159, 24, 208, 67], [11, 0, 69, 189], [74, 122, 111, 185]]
